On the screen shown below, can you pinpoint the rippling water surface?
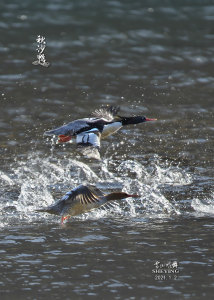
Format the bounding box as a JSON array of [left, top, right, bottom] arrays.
[[0, 0, 214, 299]]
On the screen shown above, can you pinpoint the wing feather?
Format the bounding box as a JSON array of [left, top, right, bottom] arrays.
[[82, 194, 88, 205], [91, 105, 120, 121], [37, 184, 106, 216], [44, 119, 91, 136], [86, 190, 99, 203]]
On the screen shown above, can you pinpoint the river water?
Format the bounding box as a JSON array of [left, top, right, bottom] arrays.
[[0, 0, 214, 299]]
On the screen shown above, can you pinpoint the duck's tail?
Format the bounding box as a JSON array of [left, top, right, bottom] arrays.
[[35, 208, 50, 213], [35, 207, 56, 215]]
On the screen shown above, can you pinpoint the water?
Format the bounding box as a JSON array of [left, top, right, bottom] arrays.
[[1, 0, 214, 299]]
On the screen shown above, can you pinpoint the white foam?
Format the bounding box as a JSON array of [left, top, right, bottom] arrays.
[[1, 153, 197, 226], [191, 193, 214, 215], [0, 171, 14, 185]]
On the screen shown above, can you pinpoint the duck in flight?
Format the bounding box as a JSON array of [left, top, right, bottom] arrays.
[[44, 106, 157, 158], [36, 184, 139, 224]]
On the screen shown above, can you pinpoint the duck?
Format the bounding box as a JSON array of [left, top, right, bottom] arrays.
[[92, 106, 157, 139], [36, 184, 139, 224], [44, 105, 157, 158]]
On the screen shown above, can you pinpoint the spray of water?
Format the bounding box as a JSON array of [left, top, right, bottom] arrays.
[[191, 193, 214, 216], [0, 152, 195, 227]]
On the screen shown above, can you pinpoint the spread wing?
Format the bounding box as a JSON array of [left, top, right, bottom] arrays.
[[36, 184, 105, 216], [44, 118, 91, 137], [91, 105, 120, 121], [61, 184, 105, 209]]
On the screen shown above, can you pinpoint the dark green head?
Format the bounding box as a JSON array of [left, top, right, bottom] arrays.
[[121, 116, 157, 126]]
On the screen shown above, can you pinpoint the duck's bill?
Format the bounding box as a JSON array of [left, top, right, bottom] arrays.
[[128, 194, 140, 198], [145, 118, 157, 121], [58, 135, 72, 143]]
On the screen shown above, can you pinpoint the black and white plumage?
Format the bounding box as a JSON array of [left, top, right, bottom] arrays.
[[44, 106, 156, 158], [36, 184, 139, 223], [75, 128, 101, 148], [44, 118, 108, 141], [76, 128, 102, 159]]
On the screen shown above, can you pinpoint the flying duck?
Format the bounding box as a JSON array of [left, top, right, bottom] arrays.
[[36, 184, 139, 224], [44, 106, 156, 158], [92, 106, 156, 139]]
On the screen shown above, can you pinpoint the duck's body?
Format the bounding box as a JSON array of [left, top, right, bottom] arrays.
[[44, 106, 156, 158], [44, 117, 109, 141], [36, 184, 139, 223]]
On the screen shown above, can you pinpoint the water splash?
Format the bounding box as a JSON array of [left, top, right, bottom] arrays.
[[191, 192, 214, 216], [0, 170, 14, 186], [0, 152, 195, 226], [151, 164, 192, 187]]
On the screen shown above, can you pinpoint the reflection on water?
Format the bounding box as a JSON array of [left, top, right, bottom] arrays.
[[0, 0, 214, 298]]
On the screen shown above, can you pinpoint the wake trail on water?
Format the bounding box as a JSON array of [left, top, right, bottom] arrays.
[[0, 152, 197, 227]]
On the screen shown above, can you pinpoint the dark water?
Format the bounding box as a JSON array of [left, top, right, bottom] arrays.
[[0, 0, 214, 299]]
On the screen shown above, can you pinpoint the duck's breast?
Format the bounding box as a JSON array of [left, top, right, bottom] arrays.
[[67, 200, 105, 216], [102, 122, 122, 138]]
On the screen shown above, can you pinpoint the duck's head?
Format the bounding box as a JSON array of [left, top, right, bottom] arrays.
[[106, 192, 140, 201], [121, 116, 157, 125]]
